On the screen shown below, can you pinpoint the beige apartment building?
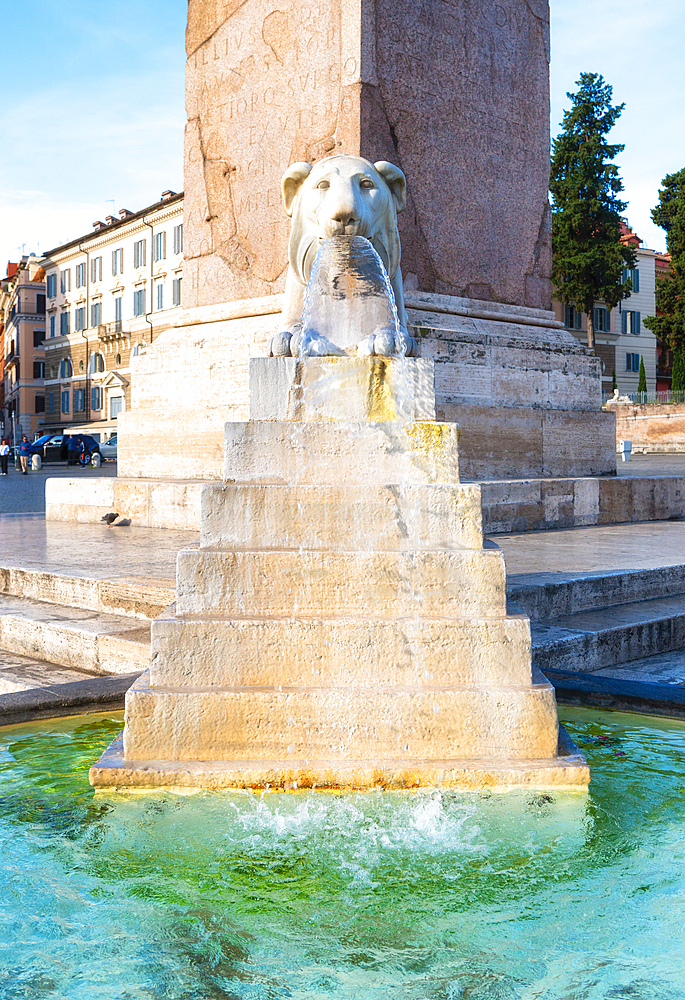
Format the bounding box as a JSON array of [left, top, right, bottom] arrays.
[[40, 190, 183, 440], [552, 222, 658, 398], [1, 257, 47, 441]]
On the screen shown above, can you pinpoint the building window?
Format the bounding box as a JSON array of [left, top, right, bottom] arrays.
[[75, 263, 86, 288], [156, 282, 164, 311], [60, 269, 71, 293], [173, 224, 183, 255], [48, 392, 55, 414], [91, 301, 102, 328], [36, 293, 46, 313], [90, 256, 102, 283], [33, 329, 44, 347], [91, 386, 102, 411], [153, 231, 166, 262], [49, 315, 56, 337], [133, 288, 146, 316], [89, 352, 105, 373], [623, 267, 640, 293], [172, 277, 182, 307], [74, 388, 86, 412], [74, 306, 86, 331], [60, 311, 70, 336], [35, 395, 45, 414], [114, 296, 123, 324], [61, 389, 70, 413], [47, 273, 57, 298], [622, 310, 641, 335], [33, 361, 45, 379], [594, 307, 611, 332], [116, 352, 122, 366], [110, 395, 124, 419], [133, 239, 146, 268], [60, 358, 73, 378], [112, 248, 124, 276], [626, 352, 641, 372], [132, 342, 144, 357]]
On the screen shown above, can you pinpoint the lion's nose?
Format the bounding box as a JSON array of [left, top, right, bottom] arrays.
[[327, 207, 360, 236]]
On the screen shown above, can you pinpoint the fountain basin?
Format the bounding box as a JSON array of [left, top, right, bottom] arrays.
[[1, 708, 683, 998]]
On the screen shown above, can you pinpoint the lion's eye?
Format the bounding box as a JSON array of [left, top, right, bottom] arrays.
[[360, 179, 375, 189], [316, 180, 330, 190]]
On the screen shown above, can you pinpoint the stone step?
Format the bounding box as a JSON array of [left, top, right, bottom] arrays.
[[509, 563, 685, 621], [0, 648, 99, 694], [176, 546, 507, 618], [0, 563, 175, 620], [224, 419, 460, 486], [150, 607, 532, 688], [201, 482, 483, 551], [123, 669, 558, 763], [531, 593, 685, 674], [0, 594, 151, 675]]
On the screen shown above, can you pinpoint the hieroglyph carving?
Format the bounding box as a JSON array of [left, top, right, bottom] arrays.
[[268, 155, 416, 358]]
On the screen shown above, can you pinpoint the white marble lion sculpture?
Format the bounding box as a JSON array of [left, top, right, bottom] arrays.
[[268, 155, 417, 358]]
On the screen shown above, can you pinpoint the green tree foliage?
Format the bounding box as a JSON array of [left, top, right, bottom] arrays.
[[637, 356, 647, 393], [644, 171, 685, 389], [550, 73, 637, 351], [672, 349, 685, 392]]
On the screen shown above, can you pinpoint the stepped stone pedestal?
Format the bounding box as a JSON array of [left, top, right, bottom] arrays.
[[90, 358, 589, 791]]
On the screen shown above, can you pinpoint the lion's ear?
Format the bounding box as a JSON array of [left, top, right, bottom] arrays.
[[374, 161, 407, 213], [281, 162, 313, 217]]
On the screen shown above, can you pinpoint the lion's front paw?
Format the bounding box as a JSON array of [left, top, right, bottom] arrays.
[[357, 327, 417, 358], [297, 331, 346, 357], [269, 330, 294, 357]]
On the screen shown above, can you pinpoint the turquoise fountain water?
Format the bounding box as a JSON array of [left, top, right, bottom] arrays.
[[2, 708, 685, 998]]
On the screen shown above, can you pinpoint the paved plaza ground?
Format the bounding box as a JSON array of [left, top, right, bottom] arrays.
[[0, 461, 118, 515]]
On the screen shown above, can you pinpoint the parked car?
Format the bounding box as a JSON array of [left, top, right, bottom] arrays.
[[30, 434, 101, 464], [99, 434, 117, 461]]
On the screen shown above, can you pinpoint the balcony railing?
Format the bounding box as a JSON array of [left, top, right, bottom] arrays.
[[96, 321, 123, 340], [603, 390, 685, 406]]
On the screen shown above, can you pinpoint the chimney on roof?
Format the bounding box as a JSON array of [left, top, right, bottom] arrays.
[[118, 208, 133, 219], [92, 220, 106, 230], [105, 215, 117, 225], [161, 190, 176, 201]]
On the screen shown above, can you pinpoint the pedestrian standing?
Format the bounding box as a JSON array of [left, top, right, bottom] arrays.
[[0, 439, 9, 475], [18, 435, 31, 475], [67, 436, 79, 467]]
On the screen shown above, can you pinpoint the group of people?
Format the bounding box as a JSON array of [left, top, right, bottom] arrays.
[[1, 436, 34, 475], [0, 434, 91, 476]]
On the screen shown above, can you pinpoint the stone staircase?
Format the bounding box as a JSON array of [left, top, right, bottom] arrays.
[[509, 563, 685, 692], [0, 565, 173, 699]]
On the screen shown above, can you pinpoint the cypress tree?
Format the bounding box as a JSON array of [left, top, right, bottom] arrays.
[[550, 73, 637, 351], [637, 356, 647, 394], [612, 368, 617, 391], [644, 169, 685, 395]]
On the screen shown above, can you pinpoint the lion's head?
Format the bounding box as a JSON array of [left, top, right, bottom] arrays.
[[281, 155, 406, 287]]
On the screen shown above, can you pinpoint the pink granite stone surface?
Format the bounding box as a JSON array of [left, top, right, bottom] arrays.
[[184, 0, 552, 310]]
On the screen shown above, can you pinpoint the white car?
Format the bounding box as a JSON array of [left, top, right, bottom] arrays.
[[99, 434, 117, 461]]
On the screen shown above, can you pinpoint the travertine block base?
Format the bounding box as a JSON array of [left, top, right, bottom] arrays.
[[91, 730, 590, 792], [248, 357, 436, 423], [92, 357, 588, 791], [200, 483, 483, 551], [175, 547, 506, 618], [224, 420, 459, 486], [149, 612, 532, 688], [123, 671, 558, 761]]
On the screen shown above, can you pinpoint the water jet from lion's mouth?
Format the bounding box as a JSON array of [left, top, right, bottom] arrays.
[[298, 235, 401, 358]]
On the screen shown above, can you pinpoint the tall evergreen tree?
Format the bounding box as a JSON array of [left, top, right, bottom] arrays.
[[637, 356, 647, 394], [550, 73, 636, 351], [644, 169, 685, 392]]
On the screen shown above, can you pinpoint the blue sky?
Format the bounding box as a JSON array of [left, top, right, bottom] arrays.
[[1, 1, 683, 269]]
